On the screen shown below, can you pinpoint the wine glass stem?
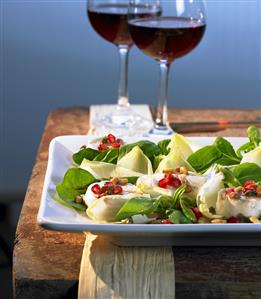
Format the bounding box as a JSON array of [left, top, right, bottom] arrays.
[[155, 61, 170, 130], [117, 46, 130, 108]]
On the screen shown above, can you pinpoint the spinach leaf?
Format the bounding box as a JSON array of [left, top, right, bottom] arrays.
[[180, 199, 197, 223], [214, 137, 240, 160], [172, 184, 187, 207], [153, 195, 175, 212], [232, 163, 261, 184], [168, 210, 192, 224], [54, 192, 87, 212], [56, 168, 97, 203], [152, 154, 165, 172], [73, 148, 100, 165], [187, 137, 241, 172], [220, 163, 261, 186], [237, 126, 261, 157], [157, 139, 171, 155], [247, 126, 261, 147], [118, 140, 160, 162], [219, 166, 241, 187], [116, 197, 153, 221], [187, 145, 223, 172]]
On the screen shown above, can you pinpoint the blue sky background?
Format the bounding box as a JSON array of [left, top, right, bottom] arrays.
[[1, 0, 261, 196]]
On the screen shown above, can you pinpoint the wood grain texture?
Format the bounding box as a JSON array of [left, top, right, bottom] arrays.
[[13, 108, 261, 299], [78, 234, 175, 299]]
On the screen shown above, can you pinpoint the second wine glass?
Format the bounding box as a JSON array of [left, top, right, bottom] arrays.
[[87, 0, 160, 134], [128, 0, 206, 134]]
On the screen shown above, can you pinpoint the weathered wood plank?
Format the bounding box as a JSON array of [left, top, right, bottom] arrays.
[[78, 234, 175, 299]]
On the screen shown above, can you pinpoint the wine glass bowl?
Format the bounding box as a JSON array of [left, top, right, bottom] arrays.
[[88, 2, 133, 48], [128, 0, 206, 134]]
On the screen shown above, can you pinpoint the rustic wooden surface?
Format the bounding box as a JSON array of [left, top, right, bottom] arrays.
[[13, 108, 261, 299]]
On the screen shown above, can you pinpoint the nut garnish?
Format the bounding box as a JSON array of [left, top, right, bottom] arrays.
[[75, 195, 83, 204], [211, 219, 227, 224], [249, 216, 261, 224]]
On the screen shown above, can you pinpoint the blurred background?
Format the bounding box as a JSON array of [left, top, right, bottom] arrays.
[[0, 0, 260, 297]]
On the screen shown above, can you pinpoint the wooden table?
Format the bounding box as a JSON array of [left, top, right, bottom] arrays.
[[13, 108, 261, 299]]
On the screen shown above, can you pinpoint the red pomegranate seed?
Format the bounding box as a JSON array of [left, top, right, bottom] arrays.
[[227, 216, 240, 223], [158, 178, 168, 188], [112, 185, 123, 195], [244, 180, 256, 188], [116, 138, 124, 144], [244, 186, 256, 192], [111, 142, 121, 148], [243, 180, 256, 191], [91, 184, 101, 195], [168, 177, 182, 188], [98, 143, 108, 151], [101, 186, 110, 193], [98, 192, 107, 198], [104, 181, 113, 187], [225, 187, 235, 194], [165, 172, 174, 180], [161, 219, 171, 224], [191, 207, 202, 220], [107, 134, 116, 144]]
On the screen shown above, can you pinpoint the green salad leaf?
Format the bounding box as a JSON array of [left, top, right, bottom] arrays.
[[187, 145, 223, 172], [237, 126, 261, 157], [187, 137, 241, 172], [221, 162, 261, 186], [116, 197, 153, 221], [232, 162, 261, 184], [56, 168, 97, 210], [73, 148, 100, 165], [180, 199, 197, 223], [157, 139, 171, 155], [168, 210, 192, 224]]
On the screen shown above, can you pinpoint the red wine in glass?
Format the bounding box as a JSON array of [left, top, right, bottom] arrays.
[[88, 4, 133, 47], [128, 17, 206, 64], [88, 4, 161, 48]]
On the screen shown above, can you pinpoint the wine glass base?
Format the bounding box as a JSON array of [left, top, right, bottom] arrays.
[[148, 125, 174, 136], [93, 106, 153, 136]]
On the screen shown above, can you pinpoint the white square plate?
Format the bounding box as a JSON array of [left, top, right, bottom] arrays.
[[37, 135, 261, 246]]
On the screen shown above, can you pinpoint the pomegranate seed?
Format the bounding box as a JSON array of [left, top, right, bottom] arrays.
[[98, 192, 107, 198], [161, 219, 171, 224], [112, 185, 123, 195], [116, 138, 124, 144], [227, 216, 240, 223], [168, 177, 182, 188], [111, 142, 121, 148], [191, 207, 202, 220], [244, 186, 256, 192], [158, 178, 168, 188], [98, 143, 108, 151], [107, 133, 116, 144], [225, 187, 235, 194], [91, 184, 101, 195], [101, 186, 110, 193], [165, 172, 174, 180], [244, 180, 256, 188], [104, 181, 113, 187]]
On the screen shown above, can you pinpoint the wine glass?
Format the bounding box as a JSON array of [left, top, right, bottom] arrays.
[[128, 0, 206, 134], [87, 0, 161, 134]]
